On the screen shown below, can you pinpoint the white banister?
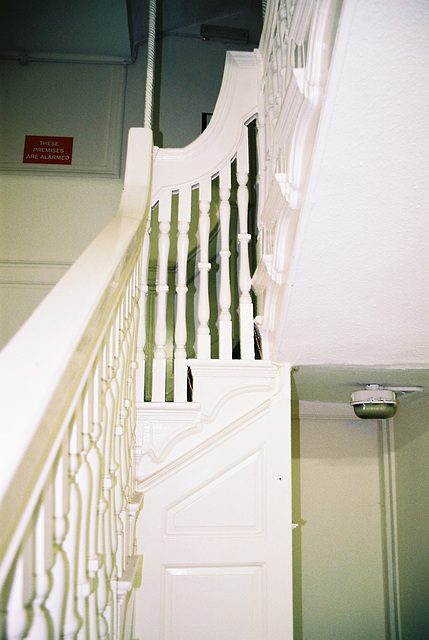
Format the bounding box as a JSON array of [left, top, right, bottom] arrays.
[[128, 50, 260, 400], [151, 52, 257, 202], [0, 127, 152, 639], [197, 178, 212, 359]]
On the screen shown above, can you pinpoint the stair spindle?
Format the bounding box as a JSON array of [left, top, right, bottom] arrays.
[[62, 417, 83, 639], [136, 223, 151, 402], [174, 185, 191, 401], [2, 554, 27, 639], [24, 502, 54, 640], [75, 395, 94, 637], [237, 132, 255, 360], [197, 178, 212, 359], [218, 164, 233, 359], [152, 191, 171, 400]]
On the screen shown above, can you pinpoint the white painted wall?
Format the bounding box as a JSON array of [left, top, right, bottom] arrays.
[[393, 395, 429, 640], [292, 402, 386, 640], [274, 0, 429, 368]]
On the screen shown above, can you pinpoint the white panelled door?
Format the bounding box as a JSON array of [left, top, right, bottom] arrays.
[[134, 363, 293, 640]]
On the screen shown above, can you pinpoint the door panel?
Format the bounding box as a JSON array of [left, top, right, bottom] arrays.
[[134, 364, 293, 640]]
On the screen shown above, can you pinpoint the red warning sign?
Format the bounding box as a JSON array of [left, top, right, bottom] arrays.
[[23, 136, 73, 165]]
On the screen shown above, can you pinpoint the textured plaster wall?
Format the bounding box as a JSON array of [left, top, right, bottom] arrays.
[[274, 0, 429, 367]]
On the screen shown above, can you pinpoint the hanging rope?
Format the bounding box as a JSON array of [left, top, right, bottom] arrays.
[[144, 0, 157, 130]]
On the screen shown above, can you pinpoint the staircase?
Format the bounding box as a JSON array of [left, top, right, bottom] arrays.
[[0, 0, 343, 637]]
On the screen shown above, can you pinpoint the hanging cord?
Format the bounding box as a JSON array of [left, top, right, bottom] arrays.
[[144, 0, 157, 130]]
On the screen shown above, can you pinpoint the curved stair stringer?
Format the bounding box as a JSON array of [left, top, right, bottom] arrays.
[[133, 361, 294, 640], [135, 360, 279, 483]]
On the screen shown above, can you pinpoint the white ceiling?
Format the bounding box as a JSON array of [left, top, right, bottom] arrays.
[[273, 0, 429, 400]]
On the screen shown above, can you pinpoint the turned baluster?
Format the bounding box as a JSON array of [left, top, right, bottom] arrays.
[[272, 38, 280, 121], [45, 448, 69, 638], [197, 178, 212, 359], [95, 349, 110, 640], [267, 61, 276, 155], [85, 368, 103, 640], [256, 105, 268, 219], [128, 261, 141, 452], [108, 313, 121, 580], [136, 223, 151, 402], [218, 163, 233, 359], [237, 132, 255, 360], [278, 0, 288, 97], [1, 554, 27, 639], [174, 184, 191, 400], [25, 483, 56, 639], [63, 417, 83, 639], [70, 395, 94, 639], [99, 336, 117, 638], [113, 302, 129, 580], [152, 190, 171, 400]]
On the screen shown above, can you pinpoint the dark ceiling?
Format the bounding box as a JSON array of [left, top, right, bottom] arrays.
[[128, 0, 262, 53], [0, 0, 262, 59]]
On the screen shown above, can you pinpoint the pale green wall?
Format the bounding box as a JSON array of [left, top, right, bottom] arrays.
[[292, 402, 387, 640], [394, 395, 429, 640]]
